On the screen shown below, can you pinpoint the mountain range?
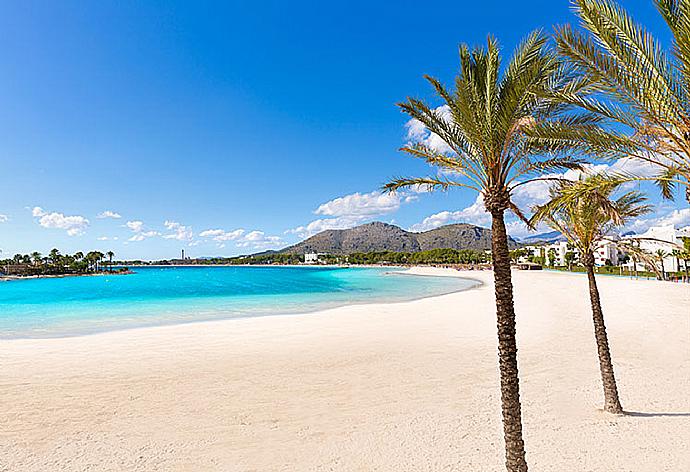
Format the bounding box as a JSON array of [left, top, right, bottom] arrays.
[[276, 221, 518, 255], [516, 230, 565, 244]]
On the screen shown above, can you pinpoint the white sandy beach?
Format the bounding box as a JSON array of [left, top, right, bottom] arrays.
[[1, 268, 688, 471]]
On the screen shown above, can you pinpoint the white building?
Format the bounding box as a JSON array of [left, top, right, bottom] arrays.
[[547, 241, 571, 266], [304, 253, 331, 264], [517, 241, 575, 267], [593, 240, 622, 266], [519, 239, 622, 267], [304, 253, 320, 264], [622, 224, 687, 273]]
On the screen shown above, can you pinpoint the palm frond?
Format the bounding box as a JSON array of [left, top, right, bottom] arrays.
[[382, 177, 479, 194], [528, 174, 651, 250], [554, 0, 690, 202], [386, 32, 615, 217]]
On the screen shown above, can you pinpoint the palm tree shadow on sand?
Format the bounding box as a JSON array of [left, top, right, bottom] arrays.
[[624, 411, 690, 418]]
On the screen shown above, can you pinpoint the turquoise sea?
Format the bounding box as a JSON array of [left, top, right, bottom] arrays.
[[0, 266, 477, 339]]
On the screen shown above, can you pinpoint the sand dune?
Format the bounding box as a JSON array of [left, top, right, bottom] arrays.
[[1, 268, 688, 471]]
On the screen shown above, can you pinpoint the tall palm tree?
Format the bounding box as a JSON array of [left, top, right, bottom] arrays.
[[554, 0, 690, 202], [530, 175, 651, 414], [384, 32, 597, 472]]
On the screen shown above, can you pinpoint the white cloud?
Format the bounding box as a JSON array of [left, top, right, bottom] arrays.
[[199, 228, 245, 242], [235, 230, 283, 250], [97, 210, 121, 219], [97, 236, 119, 241], [128, 230, 159, 242], [199, 227, 283, 250], [627, 208, 690, 233], [124, 220, 160, 242], [31, 206, 89, 236], [0, 214, 8, 223], [162, 220, 193, 241], [314, 191, 402, 218], [287, 216, 363, 239], [125, 220, 144, 232], [289, 189, 421, 239], [409, 194, 490, 232], [405, 105, 453, 154]]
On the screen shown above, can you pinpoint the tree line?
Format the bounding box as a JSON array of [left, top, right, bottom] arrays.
[[345, 248, 490, 265], [1, 249, 120, 276]]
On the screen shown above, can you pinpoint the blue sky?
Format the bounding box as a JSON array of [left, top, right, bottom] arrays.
[[0, 0, 687, 260]]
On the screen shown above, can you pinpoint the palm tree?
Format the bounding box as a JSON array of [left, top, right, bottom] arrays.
[[85, 251, 104, 272], [547, 248, 557, 267], [48, 248, 61, 266], [106, 251, 115, 272], [530, 175, 651, 414], [564, 250, 577, 271], [554, 0, 690, 202], [383, 32, 597, 472], [30, 251, 42, 266], [671, 249, 683, 278], [682, 237, 690, 282], [655, 249, 669, 280]]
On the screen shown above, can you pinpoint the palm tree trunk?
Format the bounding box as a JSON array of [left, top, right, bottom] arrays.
[[490, 210, 528, 472], [584, 257, 623, 414]]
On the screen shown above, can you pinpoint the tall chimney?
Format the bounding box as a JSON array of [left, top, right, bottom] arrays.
[[182, 249, 185, 260]]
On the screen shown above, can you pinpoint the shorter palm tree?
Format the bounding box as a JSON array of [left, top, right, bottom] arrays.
[[655, 249, 669, 280], [682, 238, 690, 282], [106, 251, 115, 272], [671, 249, 683, 279], [530, 175, 651, 414], [30, 251, 42, 266]]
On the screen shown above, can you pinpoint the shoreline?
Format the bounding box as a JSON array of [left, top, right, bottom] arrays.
[[0, 270, 132, 282], [0, 267, 480, 342], [1, 268, 688, 471]]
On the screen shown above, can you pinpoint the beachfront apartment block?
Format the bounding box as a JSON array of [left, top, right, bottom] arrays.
[[593, 240, 622, 266], [519, 224, 689, 270], [622, 224, 689, 273], [519, 241, 575, 267]]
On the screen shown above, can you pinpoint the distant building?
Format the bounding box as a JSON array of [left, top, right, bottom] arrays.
[[546, 241, 571, 266], [519, 241, 573, 266], [520, 239, 621, 267], [594, 240, 621, 266], [1, 264, 32, 275], [304, 253, 325, 264], [622, 224, 687, 273]]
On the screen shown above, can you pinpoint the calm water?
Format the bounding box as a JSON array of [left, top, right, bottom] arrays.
[[0, 266, 477, 339]]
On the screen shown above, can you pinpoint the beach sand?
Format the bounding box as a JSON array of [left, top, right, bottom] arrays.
[[1, 268, 688, 471]]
